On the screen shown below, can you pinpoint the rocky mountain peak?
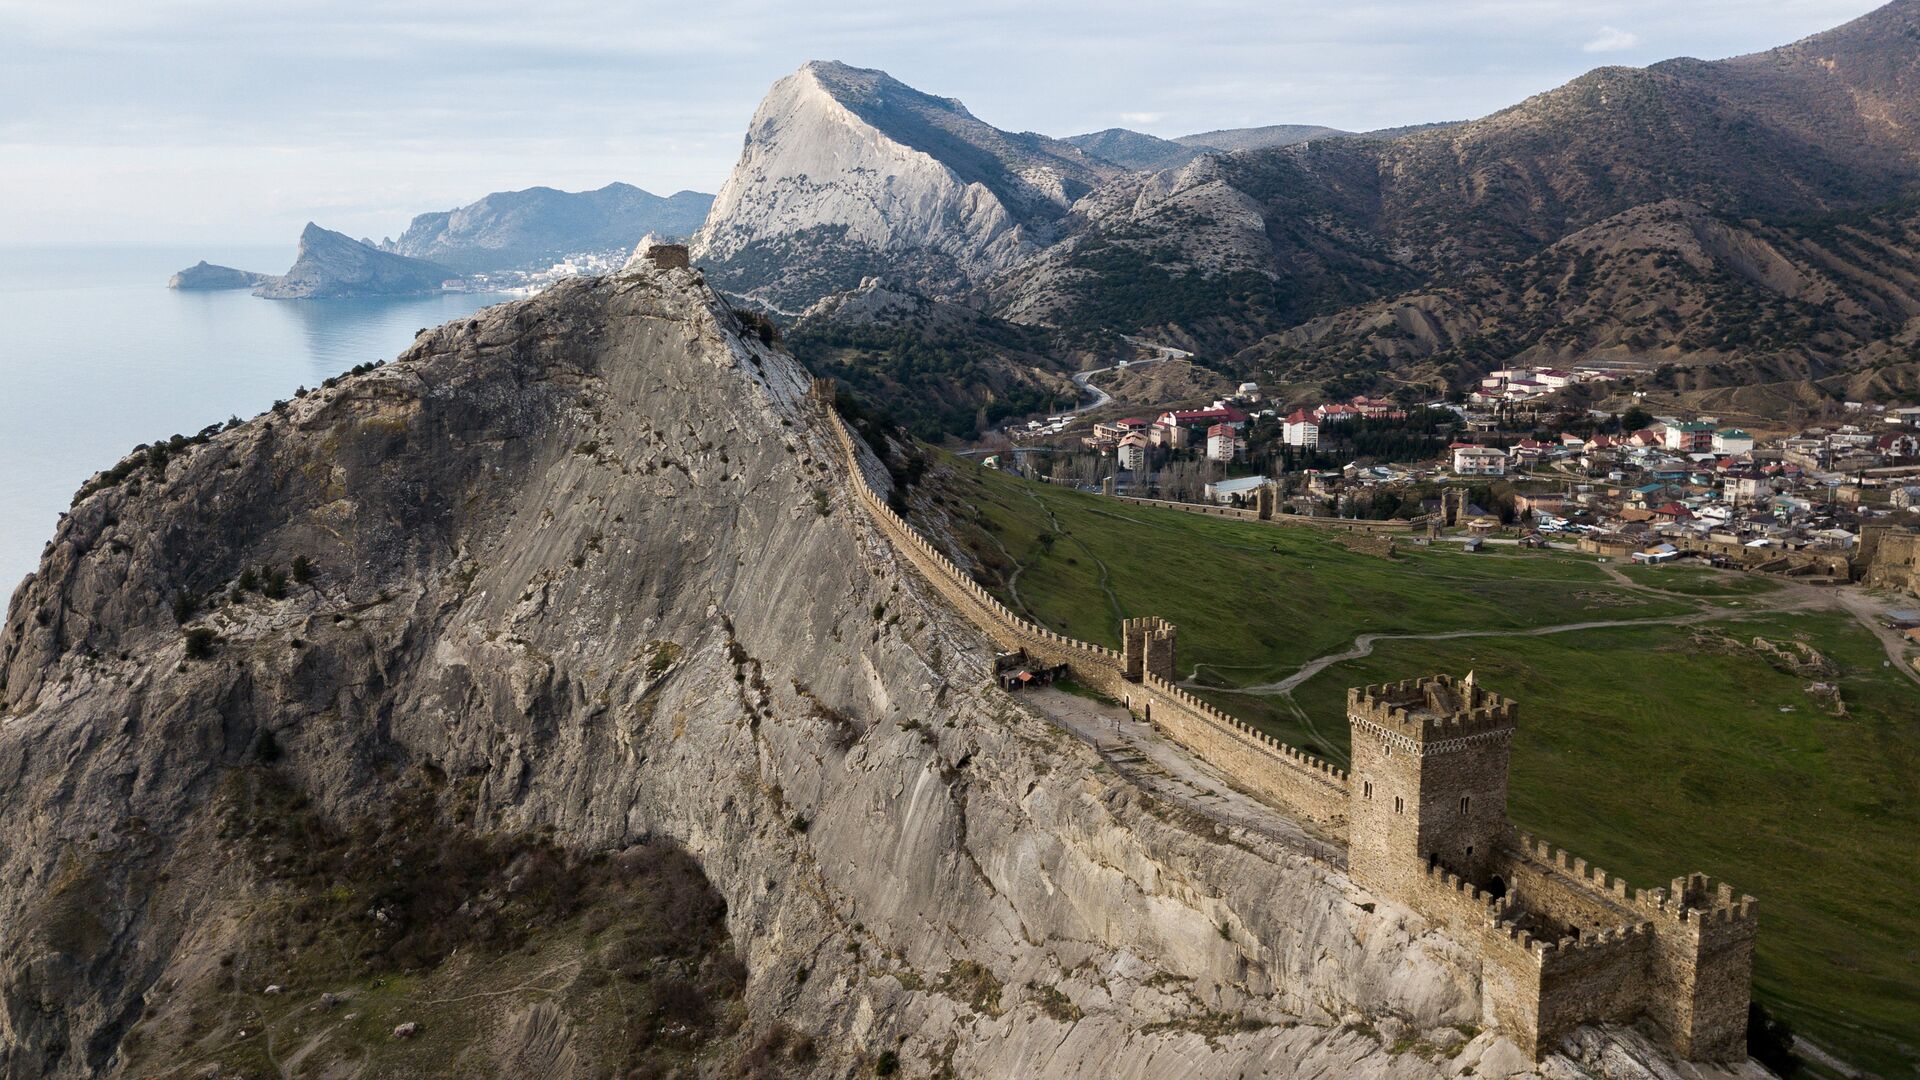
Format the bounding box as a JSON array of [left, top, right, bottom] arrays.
[[690, 60, 1122, 311]]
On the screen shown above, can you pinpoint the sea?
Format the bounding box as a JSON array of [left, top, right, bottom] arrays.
[[0, 244, 518, 599]]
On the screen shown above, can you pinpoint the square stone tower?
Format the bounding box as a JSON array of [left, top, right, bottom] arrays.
[[1347, 674, 1517, 897], [1121, 617, 1177, 682]]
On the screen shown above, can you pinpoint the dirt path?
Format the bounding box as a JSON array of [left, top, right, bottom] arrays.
[[1236, 609, 1736, 696], [1020, 486, 1125, 630]]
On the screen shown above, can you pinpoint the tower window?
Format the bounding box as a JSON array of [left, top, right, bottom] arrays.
[[1460, 796, 1471, 814], [1394, 796, 1404, 815], [1363, 781, 1372, 799]]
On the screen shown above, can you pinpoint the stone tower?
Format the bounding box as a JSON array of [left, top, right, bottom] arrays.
[[1255, 482, 1276, 520], [1346, 674, 1517, 897], [1121, 617, 1177, 682]]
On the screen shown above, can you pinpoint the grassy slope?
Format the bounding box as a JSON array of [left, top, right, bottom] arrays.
[[923, 457, 1919, 1074], [930, 461, 1693, 685]]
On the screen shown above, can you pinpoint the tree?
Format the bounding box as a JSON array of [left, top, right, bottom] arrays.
[[291, 555, 315, 585]]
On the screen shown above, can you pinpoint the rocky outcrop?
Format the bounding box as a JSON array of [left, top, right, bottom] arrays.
[[165, 261, 271, 290], [381, 182, 714, 273], [0, 262, 1748, 1078], [252, 222, 453, 299], [691, 60, 1120, 310]]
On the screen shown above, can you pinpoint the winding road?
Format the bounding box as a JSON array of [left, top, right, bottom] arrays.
[[1072, 336, 1193, 411]]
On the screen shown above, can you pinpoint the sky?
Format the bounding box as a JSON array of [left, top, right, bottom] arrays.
[[0, 0, 1888, 247]]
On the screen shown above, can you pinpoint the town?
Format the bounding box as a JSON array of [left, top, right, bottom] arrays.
[[975, 357, 1920, 610]]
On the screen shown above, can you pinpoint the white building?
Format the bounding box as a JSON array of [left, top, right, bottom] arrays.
[[1117, 432, 1149, 472], [1712, 428, 1755, 454], [1452, 444, 1509, 476], [1282, 409, 1320, 449], [1206, 422, 1243, 463], [1204, 475, 1274, 505]]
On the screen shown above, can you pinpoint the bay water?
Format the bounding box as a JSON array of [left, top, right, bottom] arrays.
[[0, 244, 515, 600]]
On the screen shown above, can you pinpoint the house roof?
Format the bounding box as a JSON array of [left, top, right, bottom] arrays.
[[1208, 475, 1273, 494], [1285, 409, 1316, 423], [1165, 406, 1249, 424]]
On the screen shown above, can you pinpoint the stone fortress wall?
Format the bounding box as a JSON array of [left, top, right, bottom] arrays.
[[814, 382, 1754, 1063]]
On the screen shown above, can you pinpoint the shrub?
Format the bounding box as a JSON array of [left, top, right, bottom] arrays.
[[260, 566, 288, 600], [171, 591, 198, 624], [291, 555, 314, 585], [183, 628, 217, 660], [874, 1050, 899, 1076], [236, 567, 259, 593]]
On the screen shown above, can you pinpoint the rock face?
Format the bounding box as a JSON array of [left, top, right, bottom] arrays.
[[252, 222, 453, 299], [0, 263, 1737, 1078], [381, 182, 714, 273], [787, 277, 1084, 440], [165, 260, 271, 291], [691, 60, 1121, 310]]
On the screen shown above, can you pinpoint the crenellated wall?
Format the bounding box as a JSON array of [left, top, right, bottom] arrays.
[[815, 387, 1350, 835], [816, 387, 1755, 1063]]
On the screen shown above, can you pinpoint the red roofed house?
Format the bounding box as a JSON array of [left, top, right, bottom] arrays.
[[1158, 406, 1250, 431], [1207, 422, 1244, 463], [1283, 409, 1320, 449]]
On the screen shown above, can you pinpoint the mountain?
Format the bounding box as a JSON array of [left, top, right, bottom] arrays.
[[1063, 128, 1210, 171], [994, 0, 1920, 374], [788, 277, 1086, 440], [253, 223, 454, 299], [0, 256, 1690, 1079], [381, 182, 714, 273], [1173, 123, 1346, 151], [1237, 198, 1920, 400], [691, 60, 1123, 311], [1065, 123, 1469, 174], [167, 260, 273, 291]]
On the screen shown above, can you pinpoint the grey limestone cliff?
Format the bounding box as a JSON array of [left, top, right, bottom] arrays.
[[0, 262, 1752, 1078], [692, 61, 1120, 310]]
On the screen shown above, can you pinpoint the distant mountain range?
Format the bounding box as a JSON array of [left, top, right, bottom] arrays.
[[375, 182, 713, 273], [173, 183, 714, 299], [696, 0, 1920, 417]]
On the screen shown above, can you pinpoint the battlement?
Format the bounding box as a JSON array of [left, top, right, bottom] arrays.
[[1122, 616, 1178, 682], [1508, 832, 1757, 930], [1348, 673, 1517, 747], [1420, 858, 1514, 922], [1632, 872, 1760, 930], [1490, 915, 1657, 964]]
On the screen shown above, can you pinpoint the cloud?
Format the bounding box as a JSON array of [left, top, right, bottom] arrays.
[[1118, 111, 1165, 125], [1582, 26, 1640, 53]]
